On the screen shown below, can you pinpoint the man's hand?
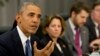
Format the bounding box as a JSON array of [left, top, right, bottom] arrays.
[[33, 41, 55, 56], [90, 39, 100, 51]]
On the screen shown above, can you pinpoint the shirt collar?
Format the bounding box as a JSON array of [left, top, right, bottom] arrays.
[[91, 17, 99, 27], [93, 20, 99, 28], [68, 18, 76, 30], [17, 25, 31, 45]]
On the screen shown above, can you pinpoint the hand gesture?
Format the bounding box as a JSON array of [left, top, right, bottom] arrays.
[[90, 39, 100, 51], [33, 41, 55, 56]]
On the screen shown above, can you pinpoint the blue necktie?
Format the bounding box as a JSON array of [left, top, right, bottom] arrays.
[[25, 39, 32, 56]]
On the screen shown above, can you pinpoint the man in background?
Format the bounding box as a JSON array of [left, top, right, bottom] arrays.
[[62, 2, 90, 56], [86, 1, 100, 43]]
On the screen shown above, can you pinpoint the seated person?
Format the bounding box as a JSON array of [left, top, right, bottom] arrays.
[[38, 15, 73, 56], [0, 2, 54, 56]]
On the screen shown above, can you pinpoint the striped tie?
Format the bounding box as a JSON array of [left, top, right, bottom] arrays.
[[25, 39, 32, 56]]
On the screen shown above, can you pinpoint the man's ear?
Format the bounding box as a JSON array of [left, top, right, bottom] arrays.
[[16, 13, 21, 24], [72, 11, 76, 18]]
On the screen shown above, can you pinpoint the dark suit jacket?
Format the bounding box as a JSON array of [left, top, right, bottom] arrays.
[[85, 16, 97, 43], [0, 28, 39, 56], [38, 34, 73, 56]]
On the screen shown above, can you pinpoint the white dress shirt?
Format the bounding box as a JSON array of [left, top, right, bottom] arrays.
[[68, 18, 82, 46], [17, 26, 31, 53], [93, 21, 99, 37], [56, 43, 63, 53]]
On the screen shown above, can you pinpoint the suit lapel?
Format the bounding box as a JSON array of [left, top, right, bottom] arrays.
[[66, 21, 75, 46], [58, 39, 66, 56], [87, 18, 98, 44], [12, 28, 25, 56], [89, 18, 97, 37], [53, 46, 63, 56], [53, 39, 65, 56], [80, 27, 89, 53], [80, 27, 86, 47]]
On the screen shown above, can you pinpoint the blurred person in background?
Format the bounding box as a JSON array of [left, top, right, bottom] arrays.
[[38, 15, 73, 56], [62, 1, 90, 56], [86, 1, 100, 43], [85, 1, 100, 53]]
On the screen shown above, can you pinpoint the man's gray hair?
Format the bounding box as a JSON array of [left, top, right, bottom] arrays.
[[17, 2, 40, 14]]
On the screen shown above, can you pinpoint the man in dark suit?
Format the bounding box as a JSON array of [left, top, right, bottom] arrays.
[[0, 2, 55, 56], [62, 2, 90, 56], [85, 1, 100, 43]]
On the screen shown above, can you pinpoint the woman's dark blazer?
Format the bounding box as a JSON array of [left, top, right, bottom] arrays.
[[38, 34, 73, 56]]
